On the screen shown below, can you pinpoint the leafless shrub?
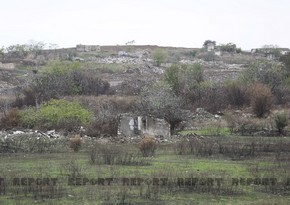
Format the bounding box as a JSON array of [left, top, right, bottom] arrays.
[[0, 94, 16, 116], [69, 135, 82, 152], [11, 87, 37, 108], [71, 69, 111, 95], [272, 85, 290, 105], [66, 95, 137, 137], [0, 107, 19, 129], [139, 82, 184, 134], [225, 81, 248, 107], [248, 83, 273, 118], [85, 117, 118, 138], [139, 135, 157, 157], [198, 85, 228, 113], [21, 65, 111, 107]]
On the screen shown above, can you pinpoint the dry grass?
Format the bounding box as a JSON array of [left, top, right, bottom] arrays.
[[139, 135, 157, 157], [0, 107, 20, 129], [248, 83, 273, 118], [69, 135, 82, 152]]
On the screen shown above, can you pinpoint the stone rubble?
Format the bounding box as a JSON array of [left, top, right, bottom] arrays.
[[192, 108, 221, 121], [0, 129, 189, 144], [87, 56, 152, 64], [179, 59, 246, 70]]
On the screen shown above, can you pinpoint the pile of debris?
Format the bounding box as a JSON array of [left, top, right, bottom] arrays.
[[0, 130, 63, 139], [123, 64, 164, 75], [192, 108, 221, 122], [89, 56, 151, 64], [179, 59, 246, 70]]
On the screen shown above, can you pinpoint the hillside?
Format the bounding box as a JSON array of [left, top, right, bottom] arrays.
[[1, 43, 289, 139], [0, 44, 267, 95]]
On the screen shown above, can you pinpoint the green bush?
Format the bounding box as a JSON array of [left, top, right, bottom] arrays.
[[164, 63, 179, 93], [219, 43, 238, 53], [164, 63, 204, 103], [19, 99, 92, 130], [152, 48, 168, 67], [224, 112, 238, 134], [274, 112, 288, 134]]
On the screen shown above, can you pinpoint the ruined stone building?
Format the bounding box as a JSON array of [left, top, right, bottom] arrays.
[[118, 113, 170, 138]]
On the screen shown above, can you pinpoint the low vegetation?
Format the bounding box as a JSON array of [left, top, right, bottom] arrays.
[[19, 99, 92, 130], [0, 107, 20, 129], [69, 135, 82, 152], [152, 48, 168, 66], [248, 83, 273, 118], [139, 135, 157, 157], [90, 143, 152, 165], [0, 134, 290, 204], [275, 112, 289, 134]]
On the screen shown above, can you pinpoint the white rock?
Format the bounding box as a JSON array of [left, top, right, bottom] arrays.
[[214, 114, 220, 119], [13, 131, 24, 134]]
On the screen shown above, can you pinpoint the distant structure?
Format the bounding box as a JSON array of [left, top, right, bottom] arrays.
[[251, 47, 290, 60], [76, 44, 100, 52], [118, 113, 170, 138], [203, 40, 216, 51]]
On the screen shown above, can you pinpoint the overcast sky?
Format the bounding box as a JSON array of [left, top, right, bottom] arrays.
[[1, 0, 289, 50]]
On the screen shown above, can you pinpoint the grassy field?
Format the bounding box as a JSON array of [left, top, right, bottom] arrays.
[[0, 135, 290, 205]]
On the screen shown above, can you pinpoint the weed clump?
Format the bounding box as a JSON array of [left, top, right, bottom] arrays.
[[69, 136, 82, 152], [248, 83, 273, 118], [0, 108, 20, 129], [274, 112, 288, 135], [139, 135, 157, 157]]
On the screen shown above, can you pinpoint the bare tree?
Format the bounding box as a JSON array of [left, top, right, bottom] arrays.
[[138, 81, 184, 134]]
